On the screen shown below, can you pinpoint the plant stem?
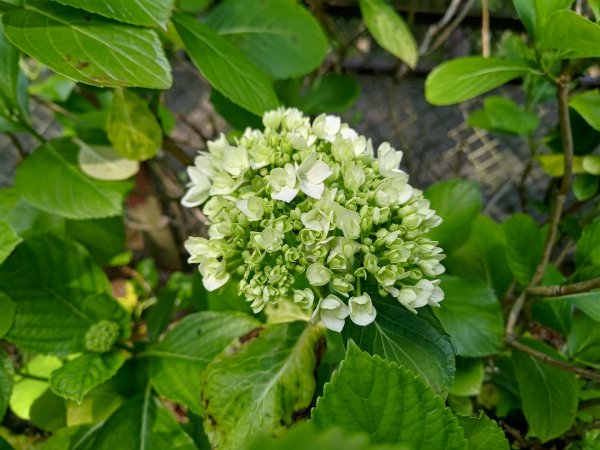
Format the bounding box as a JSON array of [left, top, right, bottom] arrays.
[[527, 278, 600, 297], [163, 136, 193, 166], [15, 369, 49, 382], [505, 60, 574, 337], [505, 338, 600, 382]]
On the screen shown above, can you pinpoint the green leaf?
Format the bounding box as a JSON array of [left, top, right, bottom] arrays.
[[0, 437, 13, 450], [570, 90, 600, 131], [0, 221, 21, 265], [344, 294, 455, 395], [543, 11, 600, 58], [173, 13, 278, 116], [51, 0, 173, 29], [0, 18, 29, 126], [0, 234, 130, 354], [545, 290, 600, 321], [513, 338, 578, 442], [3, 1, 172, 89], [425, 179, 481, 253], [0, 350, 13, 421], [538, 153, 585, 177], [533, 0, 575, 40], [359, 0, 417, 68], [567, 313, 600, 358], [78, 143, 140, 181], [0, 292, 15, 339], [451, 357, 484, 397], [148, 311, 260, 415], [312, 343, 466, 449], [93, 390, 197, 450], [202, 322, 325, 450], [107, 89, 163, 161], [15, 139, 132, 219], [573, 174, 599, 201], [513, 0, 536, 36], [28, 73, 75, 103], [503, 213, 543, 286], [434, 276, 504, 357], [50, 352, 127, 403], [576, 219, 600, 269], [589, 0, 600, 20], [468, 96, 540, 135], [210, 89, 262, 131], [66, 217, 126, 266], [0, 189, 65, 238], [298, 75, 361, 114], [40, 424, 102, 450], [425, 57, 532, 106], [458, 414, 509, 450], [444, 215, 512, 298], [583, 155, 600, 175], [206, 0, 328, 79]]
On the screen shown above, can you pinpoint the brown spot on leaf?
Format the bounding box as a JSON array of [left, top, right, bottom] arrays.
[[207, 414, 217, 427], [63, 54, 72, 62], [238, 327, 263, 344], [76, 61, 90, 69]]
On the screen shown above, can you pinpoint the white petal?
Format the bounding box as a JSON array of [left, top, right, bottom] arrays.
[[181, 185, 209, 207], [350, 308, 376, 326], [202, 272, 229, 291], [321, 315, 346, 332], [272, 188, 299, 203], [306, 160, 333, 184], [300, 181, 325, 199]]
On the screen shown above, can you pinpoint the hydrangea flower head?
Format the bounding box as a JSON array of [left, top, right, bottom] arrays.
[[182, 108, 445, 332]]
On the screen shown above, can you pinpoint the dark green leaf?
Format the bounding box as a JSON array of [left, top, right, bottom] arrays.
[[575, 219, 600, 270], [312, 343, 466, 449], [0, 18, 29, 126], [544, 290, 600, 321], [573, 174, 599, 201], [173, 13, 278, 116], [543, 11, 600, 58], [3, 1, 172, 89], [359, 0, 417, 68], [434, 276, 504, 357], [425, 57, 532, 105], [425, 179, 481, 253], [458, 414, 509, 450], [148, 311, 260, 415], [29, 388, 66, 431], [0, 350, 13, 421], [28, 74, 75, 103], [298, 75, 361, 114], [0, 437, 13, 450], [107, 88, 163, 161], [202, 322, 325, 450], [444, 215, 512, 298], [0, 221, 21, 265], [206, 0, 328, 79], [15, 139, 132, 219], [503, 213, 543, 286], [39, 424, 102, 450], [65, 216, 126, 266], [468, 96, 540, 135], [451, 357, 484, 397], [93, 390, 197, 450], [570, 90, 600, 131], [512, 0, 536, 36], [513, 338, 579, 442], [0, 292, 15, 339], [0, 234, 130, 354], [567, 313, 600, 358], [0, 188, 65, 238], [50, 352, 127, 403], [51, 0, 174, 29], [344, 294, 455, 395], [210, 89, 262, 130]]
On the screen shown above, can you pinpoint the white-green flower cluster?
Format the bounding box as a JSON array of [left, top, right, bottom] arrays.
[[182, 108, 445, 332]]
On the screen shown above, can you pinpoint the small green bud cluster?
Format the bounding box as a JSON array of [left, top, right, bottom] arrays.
[[84, 320, 120, 353], [182, 108, 445, 332]]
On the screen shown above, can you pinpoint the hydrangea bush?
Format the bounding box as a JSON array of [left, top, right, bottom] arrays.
[[182, 108, 446, 331]]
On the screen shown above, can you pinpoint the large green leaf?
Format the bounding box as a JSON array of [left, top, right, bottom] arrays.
[[0, 18, 29, 126], [0, 292, 15, 339], [0, 221, 21, 265], [359, 0, 417, 68], [0, 234, 130, 354], [451, 357, 484, 397], [344, 294, 455, 395], [39, 424, 102, 450], [543, 10, 600, 58], [173, 13, 278, 116], [434, 276, 503, 357], [425, 179, 481, 253], [65, 216, 126, 266], [93, 390, 197, 450], [107, 88, 163, 161], [148, 311, 260, 415], [503, 213, 544, 286], [425, 57, 532, 106], [513, 338, 578, 442], [543, 290, 600, 321], [570, 90, 600, 131], [206, 0, 328, 79], [2, 1, 172, 89], [575, 219, 600, 269], [312, 343, 466, 449], [298, 75, 361, 115], [0, 350, 13, 421], [0, 188, 65, 237], [468, 96, 540, 135], [0, 437, 13, 450], [458, 415, 509, 450], [51, 0, 174, 29], [444, 215, 512, 298], [15, 139, 132, 219], [202, 321, 325, 450], [50, 352, 127, 403]]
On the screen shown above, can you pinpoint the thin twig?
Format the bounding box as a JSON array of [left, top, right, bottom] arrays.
[[7, 132, 27, 159], [15, 369, 48, 382], [163, 136, 193, 166], [418, 0, 461, 55], [506, 61, 573, 337], [32, 95, 77, 120], [506, 338, 600, 382], [527, 278, 600, 297], [426, 0, 477, 56], [481, 0, 490, 58]]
